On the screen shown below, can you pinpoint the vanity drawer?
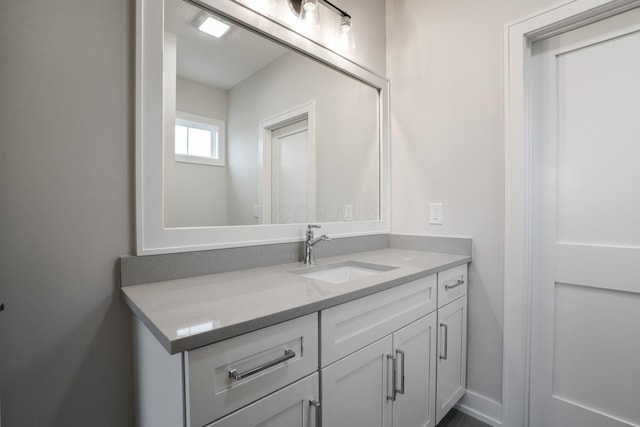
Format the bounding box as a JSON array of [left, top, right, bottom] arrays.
[[320, 275, 436, 367], [205, 373, 319, 427], [437, 264, 468, 308], [185, 313, 318, 427]]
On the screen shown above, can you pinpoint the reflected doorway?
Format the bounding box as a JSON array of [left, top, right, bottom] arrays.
[[258, 102, 316, 224]]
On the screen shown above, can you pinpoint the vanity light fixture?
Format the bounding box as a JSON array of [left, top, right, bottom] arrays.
[[193, 12, 231, 38], [339, 14, 351, 33], [288, 0, 353, 49], [302, 0, 318, 12], [337, 12, 354, 51]]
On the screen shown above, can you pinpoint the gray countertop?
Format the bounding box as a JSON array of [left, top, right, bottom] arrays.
[[122, 248, 471, 354]]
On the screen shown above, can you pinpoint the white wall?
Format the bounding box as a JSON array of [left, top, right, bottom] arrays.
[[173, 77, 229, 227], [227, 51, 379, 225], [386, 0, 560, 413], [164, 36, 229, 228]]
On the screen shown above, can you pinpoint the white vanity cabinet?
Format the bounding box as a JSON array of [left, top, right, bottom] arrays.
[[135, 313, 319, 427], [319, 265, 469, 427], [132, 261, 469, 427], [436, 264, 468, 424], [320, 276, 439, 427]]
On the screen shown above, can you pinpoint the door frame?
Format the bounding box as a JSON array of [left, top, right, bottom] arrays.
[[503, 0, 640, 426], [258, 101, 316, 224]]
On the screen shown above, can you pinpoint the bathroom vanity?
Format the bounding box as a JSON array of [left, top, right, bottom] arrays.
[[122, 249, 469, 427], [130, 0, 470, 423]]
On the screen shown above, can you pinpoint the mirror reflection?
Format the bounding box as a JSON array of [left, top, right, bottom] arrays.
[[163, 0, 380, 227]]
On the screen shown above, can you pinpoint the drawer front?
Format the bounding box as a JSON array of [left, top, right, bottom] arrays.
[[206, 373, 319, 427], [186, 313, 318, 427], [437, 264, 467, 308], [321, 275, 437, 367]]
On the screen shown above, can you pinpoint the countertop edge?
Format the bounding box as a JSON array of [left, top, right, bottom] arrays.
[[121, 292, 174, 353], [128, 255, 471, 354]]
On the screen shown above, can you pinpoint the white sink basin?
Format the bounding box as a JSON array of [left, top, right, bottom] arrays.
[[291, 261, 397, 284]]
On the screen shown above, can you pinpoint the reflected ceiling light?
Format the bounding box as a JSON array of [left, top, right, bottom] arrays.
[[337, 13, 354, 51], [193, 12, 231, 38], [339, 14, 351, 33], [302, 0, 318, 12], [288, 0, 353, 50]]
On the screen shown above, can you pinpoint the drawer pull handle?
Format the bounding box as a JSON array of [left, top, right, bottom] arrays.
[[387, 353, 397, 401], [309, 398, 321, 427], [396, 349, 406, 395], [228, 348, 296, 381], [445, 277, 465, 290], [440, 323, 448, 360]]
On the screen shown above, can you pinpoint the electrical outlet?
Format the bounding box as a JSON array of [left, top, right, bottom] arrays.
[[429, 203, 443, 224], [252, 204, 259, 218], [344, 204, 353, 221]]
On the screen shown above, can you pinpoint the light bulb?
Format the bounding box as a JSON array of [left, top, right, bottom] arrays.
[[302, 0, 317, 12], [340, 15, 351, 33], [336, 14, 355, 51]]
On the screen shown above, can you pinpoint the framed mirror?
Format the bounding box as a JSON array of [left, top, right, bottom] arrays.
[[137, 0, 390, 254]]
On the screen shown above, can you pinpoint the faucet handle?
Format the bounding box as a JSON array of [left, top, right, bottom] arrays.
[[307, 224, 321, 230]]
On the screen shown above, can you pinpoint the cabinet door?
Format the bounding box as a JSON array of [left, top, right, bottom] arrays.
[[322, 336, 393, 427], [206, 374, 319, 427], [436, 297, 467, 424], [392, 312, 438, 427]]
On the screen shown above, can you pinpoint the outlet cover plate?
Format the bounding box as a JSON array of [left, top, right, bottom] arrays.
[[429, 203, 443, 224]]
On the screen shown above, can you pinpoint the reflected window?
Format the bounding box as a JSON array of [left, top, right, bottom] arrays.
[[175, 112, 225, 166]]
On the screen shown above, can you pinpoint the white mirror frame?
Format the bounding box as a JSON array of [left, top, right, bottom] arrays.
[[136, 0, 390, 255]]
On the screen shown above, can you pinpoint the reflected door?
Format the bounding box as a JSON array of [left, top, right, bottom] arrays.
[[271, 119, 312, 224], [531, 8, 640, 427]]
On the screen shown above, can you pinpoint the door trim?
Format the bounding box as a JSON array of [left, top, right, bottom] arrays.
[[258, 101, 316, 224], [503, 1, 640, 426]]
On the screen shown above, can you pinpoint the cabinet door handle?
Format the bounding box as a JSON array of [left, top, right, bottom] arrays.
[[387, 353, 397, 401], [309, 398, 321, 427], [444, 276, 465, 290], [396, 349, 406, 395], [228, 348, 295, 381], [439, 323, 448, 360]]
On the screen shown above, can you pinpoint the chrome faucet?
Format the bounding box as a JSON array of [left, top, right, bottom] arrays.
[[304, 224, 330, 265]]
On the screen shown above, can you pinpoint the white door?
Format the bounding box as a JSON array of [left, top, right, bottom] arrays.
[[531, 7, 640, 427], [392, 313, 438, 427], [271, 119, 312, 224]]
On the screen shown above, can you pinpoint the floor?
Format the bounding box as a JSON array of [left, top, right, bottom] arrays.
[[437, 409, 491, 427]]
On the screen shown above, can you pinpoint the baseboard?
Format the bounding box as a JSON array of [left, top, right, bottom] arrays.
[[455, 389, 502, 427]]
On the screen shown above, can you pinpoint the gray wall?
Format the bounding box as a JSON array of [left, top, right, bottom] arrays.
[[2, 0, 551, 422], [0, 0, 134, 426], [0, 0, 386, 425]]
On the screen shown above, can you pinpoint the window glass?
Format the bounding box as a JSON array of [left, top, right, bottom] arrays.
[[187, 127, 213, 158], [174, 113, 225, 166], [175, 124, 188, 155]]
